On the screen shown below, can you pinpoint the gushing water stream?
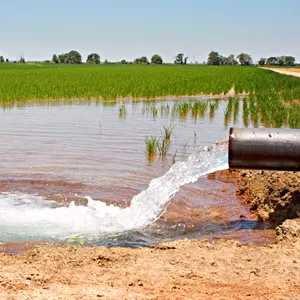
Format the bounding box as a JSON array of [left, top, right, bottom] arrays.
[[0, 144, 228, 242]]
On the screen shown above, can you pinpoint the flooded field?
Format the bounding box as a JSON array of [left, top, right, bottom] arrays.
[[0, 99, 275, 248]]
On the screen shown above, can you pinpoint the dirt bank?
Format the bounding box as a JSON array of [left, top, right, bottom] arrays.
[[262, 67, 300, 78], [0, 239, 300, 300], [237, 170, 300, 244], [237, 170, 300, 224]]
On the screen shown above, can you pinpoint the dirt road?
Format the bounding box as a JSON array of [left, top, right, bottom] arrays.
[[262, 67, 300, 78]]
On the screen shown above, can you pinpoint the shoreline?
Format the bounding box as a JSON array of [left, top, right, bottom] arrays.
[[0, 88, 248, 108]]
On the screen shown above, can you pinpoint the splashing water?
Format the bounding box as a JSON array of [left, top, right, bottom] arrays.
[[0, 144, 228, 242]]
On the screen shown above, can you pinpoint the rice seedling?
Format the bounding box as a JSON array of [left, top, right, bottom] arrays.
[[145, 136, 158, 157], [233, 97, 240, 123], [150, 104, 158, 118], [224, 97, 233, 125], [0, 64, 299, 129], [157, 138, 170, 157], [177, 102, 190, 119], [160, 103, 170, 116], [242, 99, 249, 127], [118, 104, 127, 117], [162, 125, 174, 141], [209, 101, 217, 118]]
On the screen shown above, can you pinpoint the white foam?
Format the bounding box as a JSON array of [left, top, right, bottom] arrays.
[[0, 144, 228, 241]]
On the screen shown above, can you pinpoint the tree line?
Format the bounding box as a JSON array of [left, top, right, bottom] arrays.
[[258, 56, 295, 66], [50, 51, 165, 65], [206, 51, 296, 67], [0, 50, 297, 66]]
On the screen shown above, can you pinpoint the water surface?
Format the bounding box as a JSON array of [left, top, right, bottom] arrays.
[[0, 100, 274, 247]]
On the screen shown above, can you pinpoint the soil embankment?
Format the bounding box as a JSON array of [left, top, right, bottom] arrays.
[[237, 170, 300, 239]]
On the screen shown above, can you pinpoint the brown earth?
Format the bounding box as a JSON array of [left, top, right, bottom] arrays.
[[1, 239, 300, 300], [1, 170, 300, 299], [237, 170, 300, 224]]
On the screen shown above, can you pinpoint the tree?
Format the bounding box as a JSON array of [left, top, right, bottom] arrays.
[[66, 50, 82, 64], [226, 54, 238, 65], [5, 58, 9, 63], [266, 57, 278, 66], [207, 51, 221, 65], [120, 59, 128, 64], [140, 56, 149, 64], [283, 56, 295, 66], [278, 56, 285, 66], [59, 54, 67, 63], [174, 53, 184, 64], [58, 51, 82, 64], [237, 53, 252, 66], [86, 53, 100, 64], [220, 55, 227, 65], [151, 54, 163, 64], [0, 56, 4, 63], [19, 56, 25, 63], [258, 58, 266, 66], [134, 56, 149, 64], [52, 54, 59, 64]]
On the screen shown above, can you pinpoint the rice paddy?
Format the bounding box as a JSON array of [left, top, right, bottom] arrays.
[[0, 64, 300, 128]]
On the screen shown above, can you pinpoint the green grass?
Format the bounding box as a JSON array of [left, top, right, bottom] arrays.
[[1, 64, 300, 128]]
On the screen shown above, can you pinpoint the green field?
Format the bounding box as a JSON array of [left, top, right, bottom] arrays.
[[0, 64, 300, 127]]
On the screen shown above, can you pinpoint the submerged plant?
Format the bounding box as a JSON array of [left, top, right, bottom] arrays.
[[157, 138, 170, 157], [170, 150, 177, 164]]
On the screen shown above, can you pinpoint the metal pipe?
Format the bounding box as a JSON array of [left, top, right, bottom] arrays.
[[228, 127, 300, 171]]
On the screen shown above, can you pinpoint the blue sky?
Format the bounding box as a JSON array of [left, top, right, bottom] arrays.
[[0, 0, 299, 63]]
